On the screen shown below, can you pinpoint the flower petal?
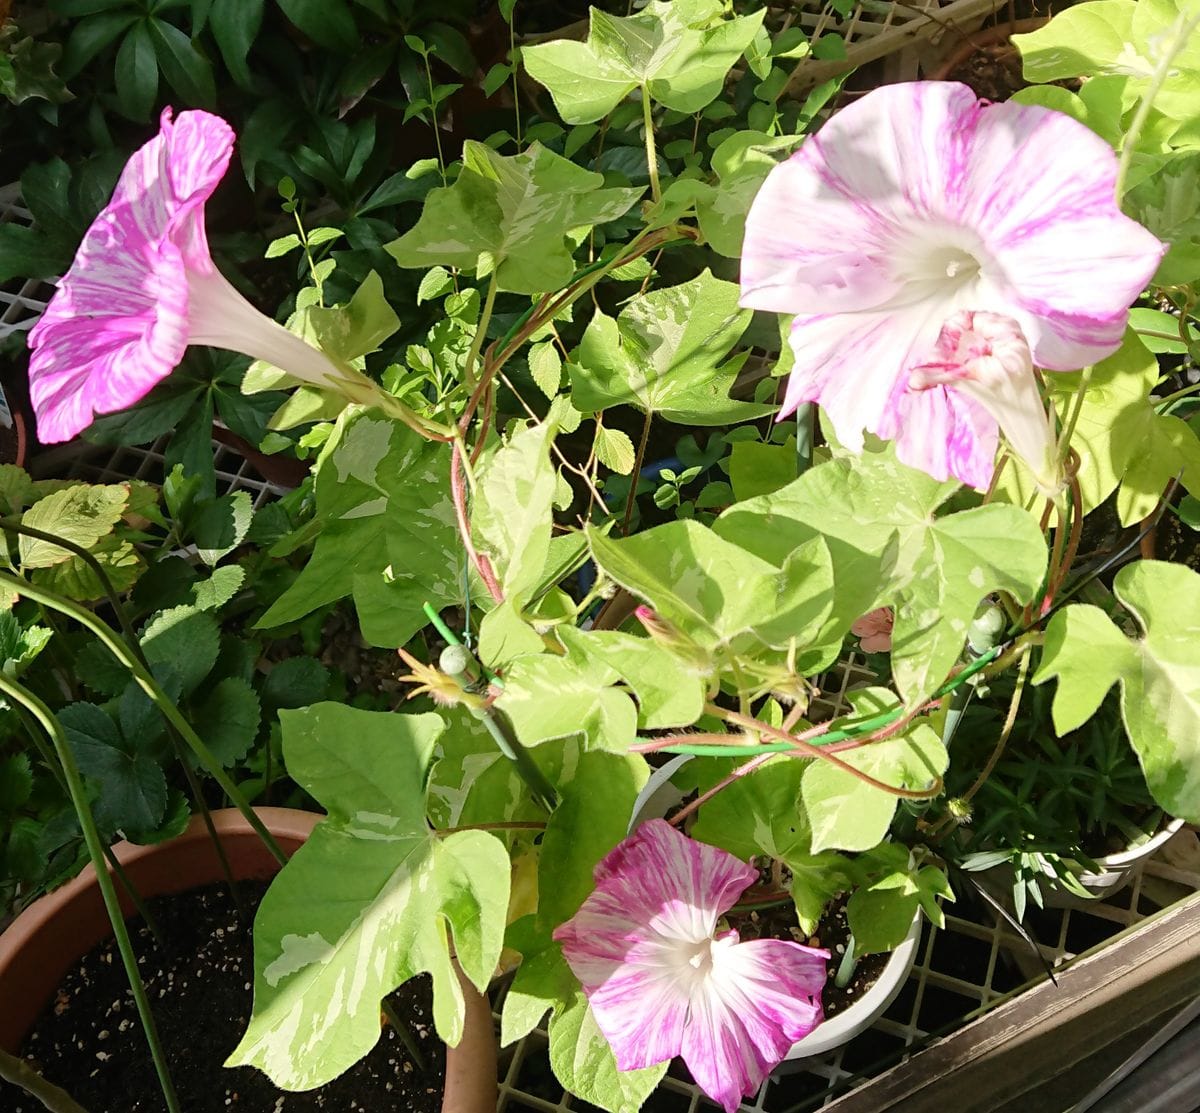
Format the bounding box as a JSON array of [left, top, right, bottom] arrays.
[[892, 382, 998, 491], [783, 302, 946, 444], [681, 936, 827, 1113], [27, 109, 234, 442], [554, 820, 757, 1072], [960, 98, 1165, 368], [28, 227, 189, 443]]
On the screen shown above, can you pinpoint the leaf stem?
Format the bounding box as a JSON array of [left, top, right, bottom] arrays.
[[0, 674, 181, 1113], [1056, 364, 1092, 473], [641, 89, 661, 203], [463, 274, 498, 393], [1115, 6, 1200, 198], [0, 570, 286, 866], [623, 409, 653, 535], [0, 1045, 92, 1113], [439, 644, 557, 811]]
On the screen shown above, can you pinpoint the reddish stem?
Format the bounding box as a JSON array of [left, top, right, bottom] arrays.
[[451, 439, 503, 604]]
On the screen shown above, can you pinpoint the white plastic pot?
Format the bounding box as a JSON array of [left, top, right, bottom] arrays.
[[630, 754, 922, 1061], [1042, 816, 1186, 906]]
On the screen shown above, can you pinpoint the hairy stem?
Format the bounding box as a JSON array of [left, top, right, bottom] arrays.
[[641, 89, 661, 203], [623, 409, 652, 535], [0, 675, 181, 1113]]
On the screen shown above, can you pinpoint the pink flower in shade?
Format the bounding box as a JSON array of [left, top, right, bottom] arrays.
[[850, 607, 894, 653], [554, 819, 828, 1113], [739, 81, 1166, 490], [27, 108, 360, 444]]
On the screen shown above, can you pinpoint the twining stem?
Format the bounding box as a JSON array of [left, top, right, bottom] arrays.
[[641, 89, 661, 203], [668, 753, 774, 827], [1115, 5, 1200, 199], [0, 570, 286, 866], [961, 648, 1031, 806], [450, 439, 504, 605], [0, 1046, 91, 1113], [0, 517, 246, 917], [636, 647, 1003, 759], [0, 675, 181, 1113], [623, 409, 653, 535], [463, 274, 498, 393], [713, 706, 942, 799], [1056, 364, 1092, 473], [447, 226, 693, 600]]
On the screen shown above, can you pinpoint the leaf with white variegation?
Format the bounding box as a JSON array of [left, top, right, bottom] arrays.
[[569, 271, 772, 426], [522, 0, 765, 123], [718, 447, 1047, 704], [472, 421, 557, 608], [257, 412, 462, 647], [801, 690, 946, 853], [587, 519, 837, 667], [227, 703, 510, 1089], [387, 141, 641, 294], [1034, 560, 1200, 822]]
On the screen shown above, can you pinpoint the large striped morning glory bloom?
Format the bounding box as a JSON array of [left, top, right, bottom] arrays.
[[740, 81, 1165, 490], [554, 819, 828, 1113], [27, 108, 357, 444]]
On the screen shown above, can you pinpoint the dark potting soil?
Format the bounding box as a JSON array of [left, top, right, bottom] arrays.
[[727, 895, 889, 1023], [15, 881, 447, 1113]]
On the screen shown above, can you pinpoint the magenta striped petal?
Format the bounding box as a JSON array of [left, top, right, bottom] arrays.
[[683, 936, 826, 1113], [740, 81, 1166, 489], [554, 820, 827, 1112], [27, 108, 233, 443]]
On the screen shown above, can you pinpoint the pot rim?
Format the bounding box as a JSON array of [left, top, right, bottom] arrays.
[[0, 807, 319, 975]]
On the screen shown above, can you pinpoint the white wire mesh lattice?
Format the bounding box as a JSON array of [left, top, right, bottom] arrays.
[[0, 183, 54, 344], [34, 435, 290, 510]]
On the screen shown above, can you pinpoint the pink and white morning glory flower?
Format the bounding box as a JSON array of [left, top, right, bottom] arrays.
[[27, 108, 366, 444], [554, 818, 828, 1113], [740, 81, 1165, 490]]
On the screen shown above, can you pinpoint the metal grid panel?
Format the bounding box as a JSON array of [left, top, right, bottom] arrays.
[[0, 184, 54, 343], [35, 436, 290, 510], [490, 655, 1200, 1113]]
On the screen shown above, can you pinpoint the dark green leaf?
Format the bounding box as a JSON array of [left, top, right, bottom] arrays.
[[194, 677, 261, 765], [209, 0, 264, 88], [276, 0, 358, 54], [149, 17, 217, 107], [115, 20, 158, 122]]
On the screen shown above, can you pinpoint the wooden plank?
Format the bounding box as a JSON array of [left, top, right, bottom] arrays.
[[822, 891, 1200, 1113]]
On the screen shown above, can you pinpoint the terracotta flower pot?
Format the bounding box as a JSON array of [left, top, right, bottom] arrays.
[[0, 807, 497, 1113]]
